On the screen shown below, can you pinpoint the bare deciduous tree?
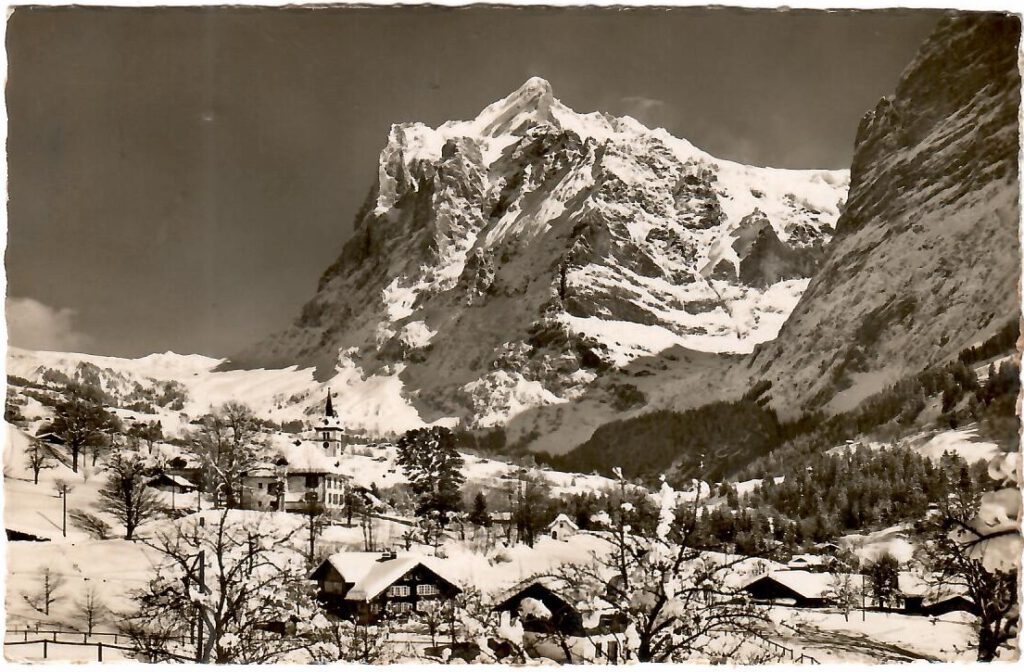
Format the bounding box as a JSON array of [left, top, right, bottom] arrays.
[[185, 402, 267, 509], [547, 474, 772, 663], [920, 455, 1021, 662], [98, 450, 163, 540], [24, 566, 66, 615], [75, 583, 109, 636], [25, 438, 54, 484], [41, 386, 113, 473], [125, 510, 317, 663]]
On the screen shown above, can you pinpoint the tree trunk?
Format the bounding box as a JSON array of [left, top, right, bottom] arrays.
[[71, 446, 79, 473], [977, 626, 998, 662]]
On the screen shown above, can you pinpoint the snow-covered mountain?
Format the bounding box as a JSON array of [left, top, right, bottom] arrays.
[[744, 13, 1021, 417], [234, 77, 848, 428], [494, 12, 1023, 457]]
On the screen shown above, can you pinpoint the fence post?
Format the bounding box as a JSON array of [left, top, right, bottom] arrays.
[[42, 640, 48, 659], [84, 632, 88, 643], [98, 642, 104, 663], [52, 631, 58, 642]]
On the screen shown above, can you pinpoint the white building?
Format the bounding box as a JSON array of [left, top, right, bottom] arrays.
[[547, 513, 580, 541]]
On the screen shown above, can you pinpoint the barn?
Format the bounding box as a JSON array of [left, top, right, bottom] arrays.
[[741, 571, 865, 608], [492, 578, 626, 663]]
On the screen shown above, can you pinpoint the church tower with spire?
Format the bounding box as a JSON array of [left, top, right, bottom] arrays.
[[314, 390, 345, 456]]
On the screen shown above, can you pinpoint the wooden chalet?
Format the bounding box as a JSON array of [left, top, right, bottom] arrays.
[[310, 551, 461, 624]]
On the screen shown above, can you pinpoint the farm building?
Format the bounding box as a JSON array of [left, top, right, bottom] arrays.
[[492, 578, 626, 663], [898, 573, 977, 616], [147, 472, 196, 493], [310, 550, 461, 624], [741, 571, 866, 608], [33, 431, 65, 446]]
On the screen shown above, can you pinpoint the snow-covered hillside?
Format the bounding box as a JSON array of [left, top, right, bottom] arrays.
[[744, 14, 1021, 417], [6, 346, 435, 436], [235, 76, 848, 429]]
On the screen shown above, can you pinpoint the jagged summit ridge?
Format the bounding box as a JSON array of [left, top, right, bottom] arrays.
[[239, 76, 849, 430]]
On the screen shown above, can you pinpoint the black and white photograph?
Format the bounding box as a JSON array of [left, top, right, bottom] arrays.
[[2, 2, 1021, 665]]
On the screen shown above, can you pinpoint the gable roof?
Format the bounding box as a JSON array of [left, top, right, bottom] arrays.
[[492, 577, 574, 612], [312, 552, 460, 602], [787, 554, 825, 566], [148, 473, 196, 489], [743, 571, 865, 600], [547, 513, 579, 531], [898, 572, 969, 605]]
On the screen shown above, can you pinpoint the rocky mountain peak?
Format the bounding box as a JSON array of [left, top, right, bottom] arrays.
[[474, 77, 557, 137], [236, 75, 849, 431]]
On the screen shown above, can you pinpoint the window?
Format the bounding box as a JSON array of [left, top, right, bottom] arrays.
[[323, 580, 347, 595], [305, 475, 319, 488], [388, 585, 410, 598], [391, 602, 413, 614], [258, 482, 264, 490], [416, 584, 438, 596], [594, 642, 603, 659]]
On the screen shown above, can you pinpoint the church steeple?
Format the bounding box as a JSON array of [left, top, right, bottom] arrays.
[[315, 389, 344, 456]]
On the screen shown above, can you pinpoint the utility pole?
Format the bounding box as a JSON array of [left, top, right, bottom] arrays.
[[196, 550, 205, 663], [184, 550, 207, 662], [862, 573, 866, 622], [55, 481, 73, 537]]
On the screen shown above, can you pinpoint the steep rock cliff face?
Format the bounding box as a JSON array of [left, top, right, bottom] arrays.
[[236, 77, 848, 428], [746, 13, 1021, 417]]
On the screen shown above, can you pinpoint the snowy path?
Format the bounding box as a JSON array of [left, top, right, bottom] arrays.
[[777, 622, 940, 663], [767, 607, 980, 663]]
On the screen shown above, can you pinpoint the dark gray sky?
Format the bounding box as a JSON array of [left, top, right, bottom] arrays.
[[6, 6, 944, 358]]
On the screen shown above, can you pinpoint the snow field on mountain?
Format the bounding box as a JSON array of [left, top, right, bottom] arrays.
[[8, 346, 439, 436]]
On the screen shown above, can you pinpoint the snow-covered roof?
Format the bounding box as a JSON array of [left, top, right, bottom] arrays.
[[317, 552, 459, 602], [744, 571, 865, 599], [898, 572, 968, 604], [148, 473, 195, 488], [547, 513, 579, 531], [276, 442, 347, 475], [787, 554, 825, 566], [492, 576, 573, 608]]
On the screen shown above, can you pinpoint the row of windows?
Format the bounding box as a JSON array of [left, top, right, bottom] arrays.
[[388, 599, 441, 614], [386, 584, 439, 597], [304, 475, 345, 489]]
